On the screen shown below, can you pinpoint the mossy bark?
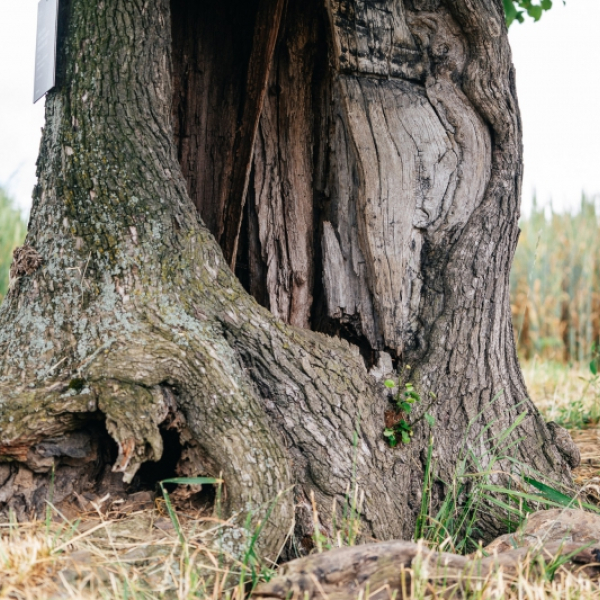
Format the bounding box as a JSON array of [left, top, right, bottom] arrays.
[[0, 0, 577, 559]]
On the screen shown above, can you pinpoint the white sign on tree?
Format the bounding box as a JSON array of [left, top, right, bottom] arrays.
[[33, 0, 59, 104]]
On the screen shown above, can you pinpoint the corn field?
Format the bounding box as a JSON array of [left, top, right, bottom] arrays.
[[0, 187, 26, 300], [511, 194, 600, 364]]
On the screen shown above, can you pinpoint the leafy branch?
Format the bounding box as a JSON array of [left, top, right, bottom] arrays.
[[503, 0, 559, 27]]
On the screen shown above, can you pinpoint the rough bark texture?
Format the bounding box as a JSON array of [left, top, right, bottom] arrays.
[[0, 0, 578, 560]]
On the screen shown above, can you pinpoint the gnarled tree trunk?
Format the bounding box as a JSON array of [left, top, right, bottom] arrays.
[[0, 0, 577, 559]]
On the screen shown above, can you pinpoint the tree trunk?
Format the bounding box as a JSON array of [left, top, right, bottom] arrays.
[[0, 0, 578, 559]]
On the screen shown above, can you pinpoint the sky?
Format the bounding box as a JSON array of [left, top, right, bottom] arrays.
[[0, 1, 599, 215]]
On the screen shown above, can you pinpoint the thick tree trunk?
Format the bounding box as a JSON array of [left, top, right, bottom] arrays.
[[0, 0, 578, 559]]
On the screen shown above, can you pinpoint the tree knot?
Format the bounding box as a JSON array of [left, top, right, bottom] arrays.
[[547, 421, 581, 469], [9, 245, 43, 283]]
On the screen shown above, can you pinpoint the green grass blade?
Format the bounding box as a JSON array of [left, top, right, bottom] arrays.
[[159, 482, 185, 546], [523, 477, 576, 506], [160, 477, 222, 485]]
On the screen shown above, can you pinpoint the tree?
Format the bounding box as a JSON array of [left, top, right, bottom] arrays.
[[0, 0, 578, 558]]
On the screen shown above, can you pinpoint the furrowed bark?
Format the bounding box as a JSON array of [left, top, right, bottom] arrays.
[[0, 0, 577, 561]]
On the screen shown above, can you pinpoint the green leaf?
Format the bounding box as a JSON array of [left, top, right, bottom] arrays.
[[401, 431, 411, 444], [505, 0, 554, 26], [480, 484, 576, 511], [159, 483, 185, 545], [526, 4, 543, 20], [161, 477, 222, 486], [400, 402, 412, 413], [591, 360, 598, 375], [383, 428, 395, 437], [424, 413, 436, 427], [503, 0, 519, 26], [523, 477, 575, 507], [384, 379, 396, 389]]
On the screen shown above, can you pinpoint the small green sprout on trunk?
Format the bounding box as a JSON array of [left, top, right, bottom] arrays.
[[383, 377, 435, 447]]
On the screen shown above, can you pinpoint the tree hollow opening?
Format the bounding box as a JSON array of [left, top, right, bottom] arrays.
[[0, 413, 216, 520], [169, 0, 398, 366], [169, 0, 330, 330]]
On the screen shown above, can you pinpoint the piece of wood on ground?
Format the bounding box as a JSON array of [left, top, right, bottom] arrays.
[[253, 509, 600, 600]]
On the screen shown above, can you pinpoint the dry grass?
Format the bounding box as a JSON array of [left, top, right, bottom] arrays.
[[2, 363, 600, 598], [521, 358, 600, 428], [0, 507, 261, 600], [2, 512, 600, 599], [522, 357, 600, 486], [409, 559, 600, 600]]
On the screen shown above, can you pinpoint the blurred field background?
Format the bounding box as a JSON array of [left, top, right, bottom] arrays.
[[0, 186, 26, 301], [1, 187, 600, 428], [511, 193, 600, 428], [512, 194, 600, 365]]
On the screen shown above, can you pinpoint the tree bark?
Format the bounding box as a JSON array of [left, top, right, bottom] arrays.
[[0, 0, 577, 560]]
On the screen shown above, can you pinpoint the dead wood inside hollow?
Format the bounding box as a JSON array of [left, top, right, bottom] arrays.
[[0, 391, 216, 521]]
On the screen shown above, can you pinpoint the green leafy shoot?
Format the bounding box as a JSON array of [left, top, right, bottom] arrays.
[[383, 378, 435, 447]]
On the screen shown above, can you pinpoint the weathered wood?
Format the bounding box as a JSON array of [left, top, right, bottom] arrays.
[[171, 0, 258, 236], [247, 0, 320, 328], [254, 510, 600, 599], [253, 541, 600, 600], [220, 0, 286, 269], [318, 2, 491, 355]]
